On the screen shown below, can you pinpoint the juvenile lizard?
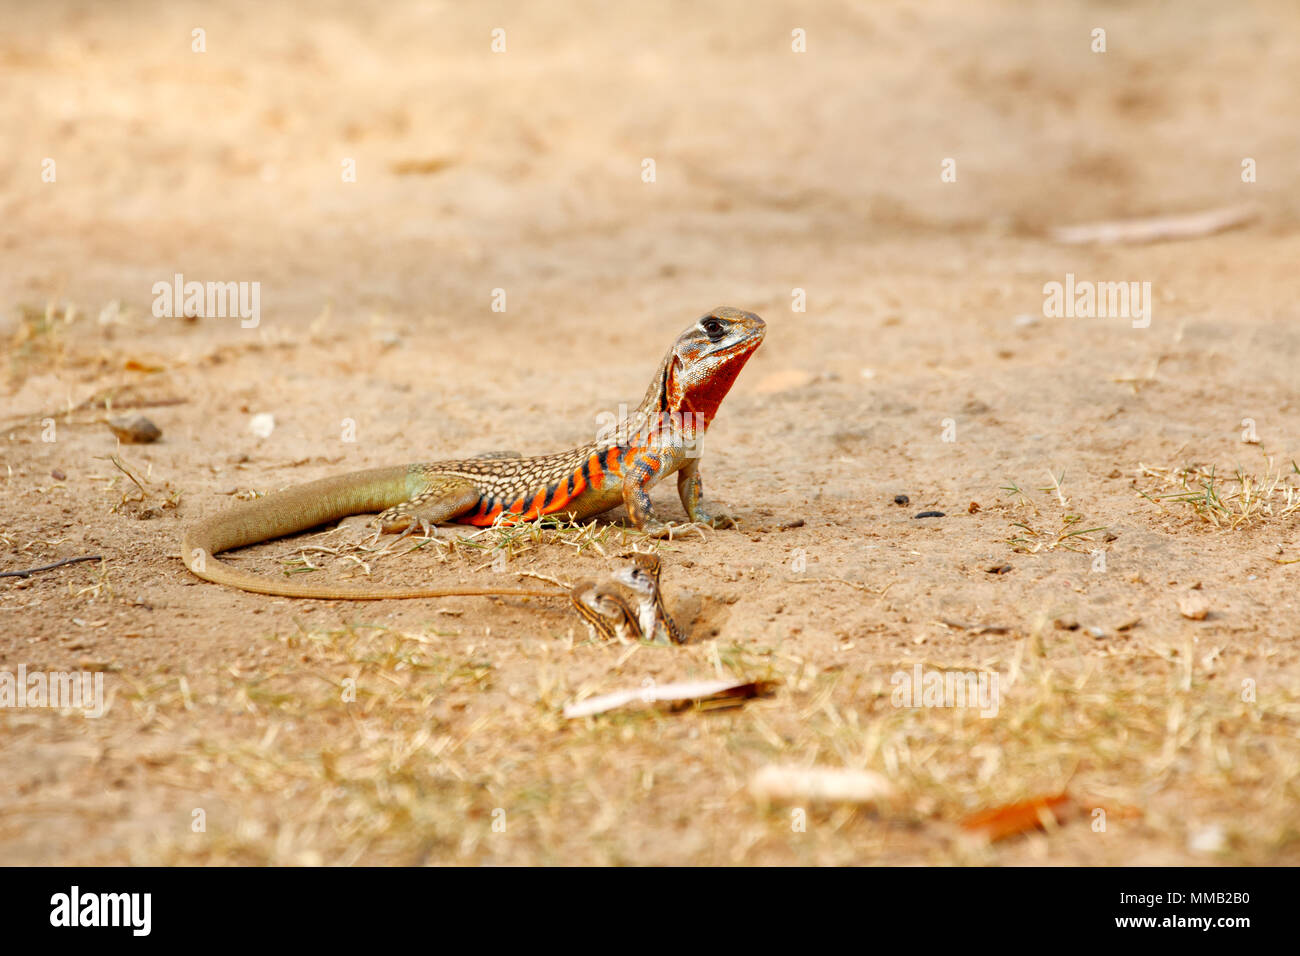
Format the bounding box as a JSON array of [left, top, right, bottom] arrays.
[[182, 307, 766, 599], [611, 551, 683, 644], [569, 580, 644, 644]]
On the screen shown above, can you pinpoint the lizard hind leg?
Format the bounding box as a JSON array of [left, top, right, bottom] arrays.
[[376, 475, 482, 538]]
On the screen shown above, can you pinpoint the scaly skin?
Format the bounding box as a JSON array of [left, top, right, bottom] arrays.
[[569, 580, 643, 644], [182, 307, 766, 599], [611, 551, 683, 644]]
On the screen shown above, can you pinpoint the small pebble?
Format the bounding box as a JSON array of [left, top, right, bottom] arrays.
[[107, 415, 161, 444], [1178, 592, 1210, 621], [1188, 824, 1226, 854], [893, 494, 910, 506], [249, 413, 276, 438], [51, 469, 66, 481], [914, 510, 945, 519]]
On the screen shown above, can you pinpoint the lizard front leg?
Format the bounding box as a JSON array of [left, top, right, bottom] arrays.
[[621, 448, 677, 537], [676, 456, 737, 529]]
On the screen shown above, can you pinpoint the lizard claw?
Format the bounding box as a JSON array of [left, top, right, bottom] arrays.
[[639, 519, 674, 540], [691, 508, 737, 530], [389, 518, 436, 546], [640, 520, 710, 542]]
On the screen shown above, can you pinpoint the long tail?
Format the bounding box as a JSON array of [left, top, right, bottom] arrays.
[[181, 466, 563, 600]]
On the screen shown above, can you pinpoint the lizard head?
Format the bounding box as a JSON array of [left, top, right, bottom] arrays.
[[661, 307, 766, 426]]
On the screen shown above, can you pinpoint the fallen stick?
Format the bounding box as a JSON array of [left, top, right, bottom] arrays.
[[1, 555, 104, 579], [1050, 204, 1256, 245], [563, 678, 772, 719], [751, 764, 896, 805]]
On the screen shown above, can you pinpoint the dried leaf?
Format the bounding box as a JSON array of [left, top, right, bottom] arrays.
[[960, 792, 1075, 841], [123, 358, 166, 373], [563, 678, 771, 719]]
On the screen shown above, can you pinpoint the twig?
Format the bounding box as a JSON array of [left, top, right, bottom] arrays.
[[1, 555, 104, 579], [1050, 204, 1256, 245], [0, 384, 187, 432], [109, 454, 150, 495], [515, 569, 571, 590], [790, 576, 878, 593]]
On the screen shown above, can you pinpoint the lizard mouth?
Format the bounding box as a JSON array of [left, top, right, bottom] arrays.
[[705, 324, 765, 360]]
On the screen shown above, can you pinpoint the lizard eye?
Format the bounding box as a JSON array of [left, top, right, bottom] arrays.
[[700, 316, 726, 342]]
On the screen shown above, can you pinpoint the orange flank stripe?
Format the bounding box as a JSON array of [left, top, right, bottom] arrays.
[[604, 447, 621, 474], [459, 499, 504, 527], [587, 453, 605, 490], [540, 479, 570, 516], [558, 469, 586, 509], [525, 488, 548, 518], [457, 467, 595, 526]]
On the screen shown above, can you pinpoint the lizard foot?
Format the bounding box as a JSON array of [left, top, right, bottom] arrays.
[[383, 515, 435, 545], [640, 520, 710, 542], [375, 477, 481, 538], [694, 510, 738, 530]]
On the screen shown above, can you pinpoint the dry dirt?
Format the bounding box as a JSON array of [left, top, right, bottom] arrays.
[[2, 0, 1299, 865]]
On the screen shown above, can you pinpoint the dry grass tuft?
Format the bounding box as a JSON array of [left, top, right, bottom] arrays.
[[7, 302, 80, 385], [111, 616, 1300, 865], [999, 474, 1107, 554], [1138, 458, 1300, 529]]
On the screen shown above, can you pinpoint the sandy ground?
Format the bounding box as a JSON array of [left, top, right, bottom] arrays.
[[2, 0, 1299, 865]]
